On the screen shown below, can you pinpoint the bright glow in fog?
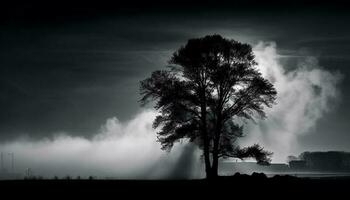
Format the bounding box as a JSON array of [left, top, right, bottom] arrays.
[[0, 110, 203, 179], [240, 42, 342, 162], [0, 41, 343, 178]]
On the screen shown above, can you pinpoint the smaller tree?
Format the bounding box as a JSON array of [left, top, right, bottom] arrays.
[[207, 115, 272, 165], [210, 113, 273, 168]]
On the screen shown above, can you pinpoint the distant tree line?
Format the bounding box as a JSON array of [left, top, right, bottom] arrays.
[[288, 151, 350, 171]]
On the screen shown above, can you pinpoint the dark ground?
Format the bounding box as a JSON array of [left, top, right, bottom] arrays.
[[1, 173, 349, 198]]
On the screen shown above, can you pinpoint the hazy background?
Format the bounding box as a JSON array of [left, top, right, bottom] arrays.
[[0, 1, 349, 178]]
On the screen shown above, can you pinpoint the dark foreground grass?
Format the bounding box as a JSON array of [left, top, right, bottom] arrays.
[[1, 173, 349, 197]]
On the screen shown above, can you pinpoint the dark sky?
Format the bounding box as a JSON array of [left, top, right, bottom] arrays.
[[0, 1, 349, 154]]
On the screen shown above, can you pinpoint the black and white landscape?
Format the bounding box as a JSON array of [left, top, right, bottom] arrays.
[[0, 0, 350, 195]]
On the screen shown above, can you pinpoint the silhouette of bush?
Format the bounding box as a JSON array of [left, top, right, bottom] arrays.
[[251, 172, 268, 179]]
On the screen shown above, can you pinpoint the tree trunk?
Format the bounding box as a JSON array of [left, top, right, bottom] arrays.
[[211, 113, 222, 179], [203, 139, 213, 179], [211, 147, 219, 178], [199, 85, 214, 180], [201, 104, 212, 179], [211, 136, 220, 178]]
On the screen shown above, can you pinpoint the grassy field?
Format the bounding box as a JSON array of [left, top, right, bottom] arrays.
[[1, 173, 349, 197]]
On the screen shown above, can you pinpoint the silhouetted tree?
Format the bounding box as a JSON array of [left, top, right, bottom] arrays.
[[140, 35, 276, 179]]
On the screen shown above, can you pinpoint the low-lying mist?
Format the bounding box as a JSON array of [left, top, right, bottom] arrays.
[[0, 111, 203, 179]]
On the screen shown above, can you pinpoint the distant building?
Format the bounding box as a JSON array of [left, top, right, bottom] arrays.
[[288, 160, 307, 170], [298, 151, 350, 171]]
